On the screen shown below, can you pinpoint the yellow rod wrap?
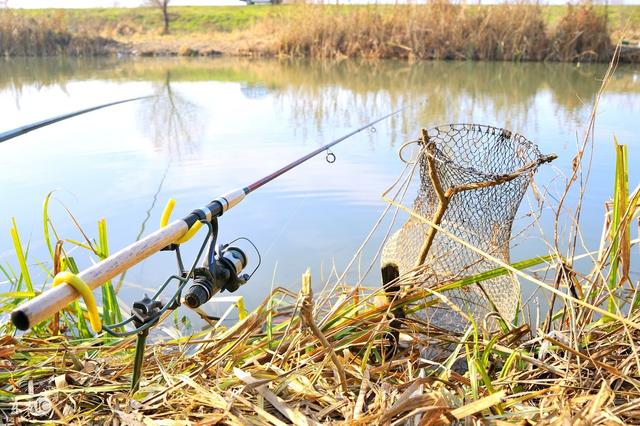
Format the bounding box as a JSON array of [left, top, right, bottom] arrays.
[[52, 271, 102, 333], [160, 198, 176, 228], [160, 198, 203, 244], [237, 296, 247, 321]]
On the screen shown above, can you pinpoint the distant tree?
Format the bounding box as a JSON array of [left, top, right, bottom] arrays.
[[146, 0, 171, 35]]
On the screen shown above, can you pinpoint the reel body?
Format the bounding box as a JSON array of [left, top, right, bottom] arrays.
[[101, 216, 258, 391], [185, 244, 249, 308]]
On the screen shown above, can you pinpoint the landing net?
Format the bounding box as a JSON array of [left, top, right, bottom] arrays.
[[382, 124, 552, 333]]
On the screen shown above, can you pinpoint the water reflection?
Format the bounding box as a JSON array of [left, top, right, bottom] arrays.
[[139, 70, 203, 156], [1, 57, 637, 132], [240, 83, 271, 100]]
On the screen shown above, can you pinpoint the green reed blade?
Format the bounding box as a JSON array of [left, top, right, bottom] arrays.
[[42, 191, 55, 259], [98, 218, 123, 329], [438, 254, 556, 293], [0, 291, 36, 298], [10, 218, 33, 293], [72, 302, 92, 338], [608, 138, 628, 313], [266, 295, 274, 350], [0, 262, 18, 285]]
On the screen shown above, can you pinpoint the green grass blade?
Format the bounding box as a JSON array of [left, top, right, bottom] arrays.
[[0, 262, 18, 285], [42, 191, 55, 259], [266, 295, 274, 350], [72, 302, 92, 338], [439, 254, 556, 293], [498, 350, 520, 380], [0, 291, 37, 298], [10, 218, 33, 293], [63, 256, 79, 274], [98, 218, 123, 329], [608, 138, 628, 313]]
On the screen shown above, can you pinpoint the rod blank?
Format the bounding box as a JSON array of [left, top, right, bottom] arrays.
[[0, 96, 152, 144]]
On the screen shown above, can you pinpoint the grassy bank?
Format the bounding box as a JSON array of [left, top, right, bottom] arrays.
[[1, 3, 639, 61], [12, 4, 640, 36]]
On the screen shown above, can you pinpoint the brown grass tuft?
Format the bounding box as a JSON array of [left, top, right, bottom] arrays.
[[271, 3, 613, 62], [0, 10, 114, 56], [549, 4, 612, 62]]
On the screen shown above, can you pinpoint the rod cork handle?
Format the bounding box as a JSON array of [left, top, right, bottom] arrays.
[[11, 220, 188, 331]]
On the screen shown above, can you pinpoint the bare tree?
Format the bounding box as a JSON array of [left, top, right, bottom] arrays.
[[146, 0, 170, 35]]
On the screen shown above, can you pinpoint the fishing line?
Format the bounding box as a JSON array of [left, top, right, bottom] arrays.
[[261, 196, 307, 258], [315, 130, 421, 311], [245, 106, 411, 194]]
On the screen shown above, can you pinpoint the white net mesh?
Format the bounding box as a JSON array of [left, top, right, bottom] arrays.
[[382, 124, 551, 334]]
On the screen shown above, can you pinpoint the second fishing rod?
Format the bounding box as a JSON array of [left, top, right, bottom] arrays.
[[11, 107, 407, 332]]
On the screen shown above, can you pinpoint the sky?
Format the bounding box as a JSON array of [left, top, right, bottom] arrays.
[[5, 0, 640, 8]]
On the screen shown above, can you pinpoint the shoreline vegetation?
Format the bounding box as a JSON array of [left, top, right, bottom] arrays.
[[0, 3, 639, 62]]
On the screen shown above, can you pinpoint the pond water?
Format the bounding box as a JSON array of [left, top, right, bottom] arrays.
[[0, 57, 638, 325]]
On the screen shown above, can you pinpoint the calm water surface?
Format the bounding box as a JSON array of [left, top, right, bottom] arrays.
[[0, 57, 638, 322]]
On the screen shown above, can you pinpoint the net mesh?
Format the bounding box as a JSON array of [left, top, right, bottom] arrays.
[[382, 124, 550, 333]]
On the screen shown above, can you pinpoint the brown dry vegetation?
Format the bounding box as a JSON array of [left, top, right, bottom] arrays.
[[0, 3, 634, 62], [270, 3, 612, 61], [0, 10, 113, 56], [550, 4, 613, 62]]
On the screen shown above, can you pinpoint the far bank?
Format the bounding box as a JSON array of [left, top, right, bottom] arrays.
[[1, 3, 639, 62]]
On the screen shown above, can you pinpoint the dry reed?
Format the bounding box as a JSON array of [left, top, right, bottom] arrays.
[[0, 2, 630, 61], [0, 10, 113, 56], [549, 4, 612, 62], [271, 3, 614, 62]]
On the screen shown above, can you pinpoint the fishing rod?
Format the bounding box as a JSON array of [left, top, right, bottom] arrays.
[[11, 107, 405, 333], [0, 96, 152, 144]]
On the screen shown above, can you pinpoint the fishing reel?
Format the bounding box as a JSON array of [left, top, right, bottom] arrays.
[[184, 243, 250, 308], [101, 216, 259, 391], [102, 218, 260, 338], [180, 216, 260, 310]]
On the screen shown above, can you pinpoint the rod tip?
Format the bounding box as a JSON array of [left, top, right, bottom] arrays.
[[11, 309, 30, 331]]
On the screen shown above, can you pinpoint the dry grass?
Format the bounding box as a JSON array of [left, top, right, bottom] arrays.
[[3, 247, 640, 423], [269, 3, 616, 62], [0, 10, 114, 56], [1, 2, 635, 61], [549, 4, 612, 62]]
